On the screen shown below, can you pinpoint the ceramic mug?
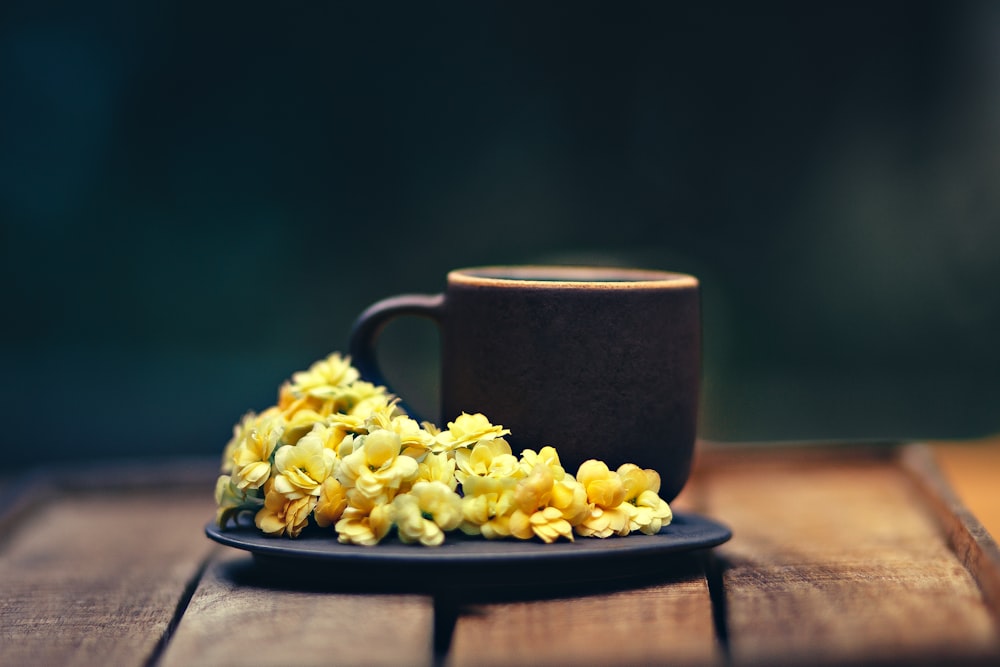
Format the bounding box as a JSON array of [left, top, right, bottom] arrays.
[[348, 265, 700, 502]]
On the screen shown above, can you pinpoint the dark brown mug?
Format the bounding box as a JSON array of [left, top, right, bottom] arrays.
[[348, 265, 700, 501]]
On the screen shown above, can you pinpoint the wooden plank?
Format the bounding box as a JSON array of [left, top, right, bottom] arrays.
[[930, 436, 1000, 540], [444, 490, 722, 667], [699, 446, 1000, 666], [445, 559, 722, 667], [903, 443, 1000, 627], [160, 550, 435, 667], [0, 489, 215, 667], [0, 458, 217, 549]]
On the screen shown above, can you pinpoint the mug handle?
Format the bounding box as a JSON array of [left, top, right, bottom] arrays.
[[348, 293, 445, 421]]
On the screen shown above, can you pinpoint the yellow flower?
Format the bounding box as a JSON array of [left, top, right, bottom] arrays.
[[281, 408, 330, 445], [299, 421, 353, 454], [313, 477, 349, 528], [510, 506, 574, 544], [354, 398, 398, 427], [366, 410, 437, 458], [433, 412, 510, 452], [517, 446, 566, 479], [507, 451, 587, 543], [337, 429, 419, 498], [514, 459, 554, 513], [232, 413, 284, 491], [214, 475, 246, 527], [255, 480, 317, 538], [272, 434, 337, 500], [392, 481, 463, 546], [288, 352, 360, 398], [416, 451, 458, 491], [326, 411, 370, 441], [277, 380, 299, 412], [576, 460, 631, 538], [459, 475, 518, 539], [618, 464, 673, 535], [577, 460, 626, 507], [277, 355, 391, 418], [341, 381, 393, 417], [551, 475, 590, 526], [221, 412, 256, 473], [335, 433, 360, 459], [335, 492, 394, 546], [454, 438, 520, 486]]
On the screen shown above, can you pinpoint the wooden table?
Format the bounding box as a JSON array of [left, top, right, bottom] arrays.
[[2, 441, 999, 667]]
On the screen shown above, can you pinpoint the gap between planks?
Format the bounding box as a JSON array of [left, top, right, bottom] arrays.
[[0, 488, 217, 667]]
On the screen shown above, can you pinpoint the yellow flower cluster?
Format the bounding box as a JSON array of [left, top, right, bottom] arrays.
[[216, 352, 672, 546]]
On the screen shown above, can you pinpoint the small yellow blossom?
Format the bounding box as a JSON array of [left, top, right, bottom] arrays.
[[221, 412, 256, 473], [255, 480, 317, 538], [272, 434, 337, 499], [459, 475, 518, 539], [576, 460, 631, 538], [232, 413, 284, 491], [214, 475, 246, 527], [335, 433, 360, 459], [297, 421, 353, 454], [278, 355, 389, 418], [367, 410, 437, 458], [341, 381, 393, 417], [335, 493, 394, 546], [514, 460, 554, 512], [508, 456, 585, 542], [281, 409, 331, 445], [392, 481, 463, 546], [550, 476, 590, 526], [433, 412, 510, 452], [337, 429, 419, 498], [353, 397, 398, 426], [577, 460, 626, 507], [277, 387, 325, 419], [416, 451, 458, 490], [510, 506, 574, 543], [313, 477, 349, 528], [421, 420, 442, 437], [455, 438, 520, 486], [517, 446, 566, 479], [277, 380, 297, 411], [618, 463, 673, 535], [325, 411, 370, 441], [288, 352, 360, 398]]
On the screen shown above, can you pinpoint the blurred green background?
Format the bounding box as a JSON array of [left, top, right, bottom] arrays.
[[2, 1, 998, 465]]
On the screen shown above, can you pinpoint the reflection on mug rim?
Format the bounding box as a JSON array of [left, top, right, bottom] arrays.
[[449, 265, 698, 289]]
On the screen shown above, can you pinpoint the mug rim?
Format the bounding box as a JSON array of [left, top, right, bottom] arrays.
[[448, 265, 698, 289]]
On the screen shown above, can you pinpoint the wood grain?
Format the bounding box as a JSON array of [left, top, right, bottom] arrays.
[[0, 489, 215, 667], [903, 443, 1000, 628], [699, 445, 1000, 666], [159, 550, 435, 667], [445, 562, 722, 667], [4, 445, 999, 667]]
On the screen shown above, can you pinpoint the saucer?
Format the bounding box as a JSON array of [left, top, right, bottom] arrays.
[[206, 511, 731, 591]]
